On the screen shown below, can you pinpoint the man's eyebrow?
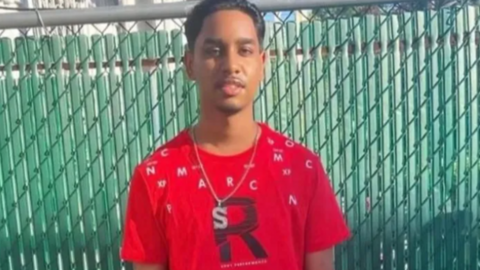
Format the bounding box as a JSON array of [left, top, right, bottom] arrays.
[[202, 37, 222, 46], [236, 38, 256, 45], [201, 37, 257, 46]]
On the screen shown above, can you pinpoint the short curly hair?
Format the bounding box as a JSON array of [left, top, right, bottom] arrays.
[[184, 0, 265, 51]]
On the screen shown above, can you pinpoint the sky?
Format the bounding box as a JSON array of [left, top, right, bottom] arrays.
[[263, 11, 296, 22]]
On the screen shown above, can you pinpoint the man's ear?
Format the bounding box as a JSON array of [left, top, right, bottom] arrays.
[[261, 49, 266, 64], [259, 49, 266, 81], [184, 49, 196, 81]]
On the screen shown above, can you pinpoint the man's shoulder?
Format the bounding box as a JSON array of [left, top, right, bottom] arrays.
[[136, 129, 191, 171], [128, 130, 192, 201], [262, 124, 323, 185], [263, 124, 319, 160]]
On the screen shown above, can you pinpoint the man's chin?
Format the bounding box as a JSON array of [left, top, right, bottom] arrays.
[[215, 103, 245, 115]]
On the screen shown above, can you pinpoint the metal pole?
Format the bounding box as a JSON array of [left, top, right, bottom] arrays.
[[0, 0, 416, 30]]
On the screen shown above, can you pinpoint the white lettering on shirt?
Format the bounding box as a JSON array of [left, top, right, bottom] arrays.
[[285, 140, 295, 148], [250, 180, 258, 191], [177, 167, 187, 177], [283, 168, 291, 176], [146, 166, 155, 176], [227, 177, 234, 187], [158, 180, 166, 188], [289, 195, 297, 205], [146, 160, 157, 166], [268, 138, 274, 145], [161, 149, 169, 157], [306, 160, 313, 169], [244, 164, 255, 169], [167, 204, 172, 213], [199, 179, 207, 189], [274, 153, 283, 162]]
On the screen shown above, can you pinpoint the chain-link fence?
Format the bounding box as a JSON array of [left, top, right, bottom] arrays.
[[0, 1, 479, 269]]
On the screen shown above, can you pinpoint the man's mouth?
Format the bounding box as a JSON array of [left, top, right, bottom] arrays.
[[216, 78, 245, 97]]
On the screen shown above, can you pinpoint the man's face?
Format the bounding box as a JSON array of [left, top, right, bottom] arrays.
[[185, 10, 265, 115]]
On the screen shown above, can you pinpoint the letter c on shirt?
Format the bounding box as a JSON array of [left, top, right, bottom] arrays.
[[285, 140, 295, 148], [306, 160, 313, 169], [250, 180, 258, 191], [161, 149, 169, 157]]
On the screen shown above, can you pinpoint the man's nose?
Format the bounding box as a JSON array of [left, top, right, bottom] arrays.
[[221, 49, 240, 74]]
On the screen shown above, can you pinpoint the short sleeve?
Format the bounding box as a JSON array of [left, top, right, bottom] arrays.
[[120, 167, 168, 264], [305, 157, 351, 252]]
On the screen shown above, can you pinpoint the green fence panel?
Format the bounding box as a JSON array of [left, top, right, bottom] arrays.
[[1, 4, 480, 270], [261, 23, 275, 128], [273, 21, 288, 132], [1, 36, 19, 269]]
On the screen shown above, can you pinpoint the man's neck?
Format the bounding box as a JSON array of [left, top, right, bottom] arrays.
[[193, 111, 259, 156]]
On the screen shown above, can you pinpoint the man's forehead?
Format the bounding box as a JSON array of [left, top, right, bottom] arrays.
[[200, 10, 257, 32], [189, 9, 260, 50], [200, 36, 257, 45]]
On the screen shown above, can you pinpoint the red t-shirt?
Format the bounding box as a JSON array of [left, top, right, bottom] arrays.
[[120, 123, 350, 270]]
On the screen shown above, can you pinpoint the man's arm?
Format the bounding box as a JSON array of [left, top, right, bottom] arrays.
[[303, 157, 350, 269], [120, 167, 169, 267], [133, 263, 168, 270], [305, 249, 334, 270]]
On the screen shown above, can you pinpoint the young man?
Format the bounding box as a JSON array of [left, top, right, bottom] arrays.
[[120, 0, 351, 269]]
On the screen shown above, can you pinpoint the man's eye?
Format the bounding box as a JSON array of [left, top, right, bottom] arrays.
[[240, 48, 253, 55], [206, 47, 220, 55]]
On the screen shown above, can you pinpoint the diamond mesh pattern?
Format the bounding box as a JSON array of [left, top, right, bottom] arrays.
[[0, 2, 479, 270]]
